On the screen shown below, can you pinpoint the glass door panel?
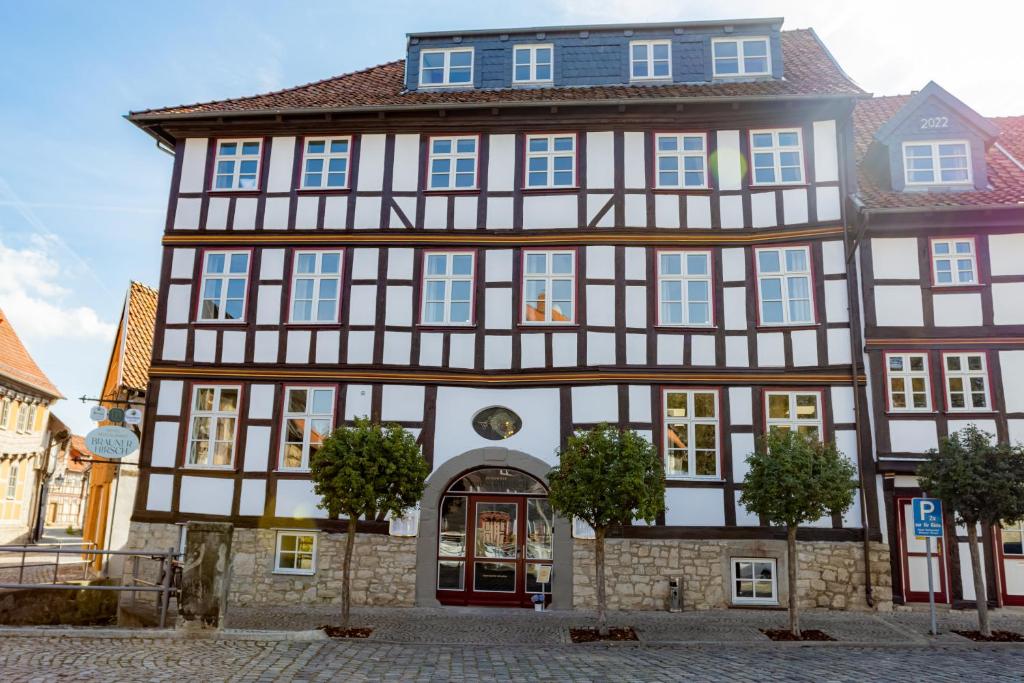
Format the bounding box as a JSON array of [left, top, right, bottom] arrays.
[[525, 498, 553, 595], [474, 502, 518, 559], [437, 495, 467, 592]]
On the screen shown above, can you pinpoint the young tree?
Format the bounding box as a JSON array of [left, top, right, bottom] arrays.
[[916, 425, 1024, 637], [547, 423, 665, 634], [310, 418, 429, 628], [739, 430, 857, 637]]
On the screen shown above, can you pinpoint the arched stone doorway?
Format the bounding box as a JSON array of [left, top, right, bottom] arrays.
[[415, 447, 573, 609]]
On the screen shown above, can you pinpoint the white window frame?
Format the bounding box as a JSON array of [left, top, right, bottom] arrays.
[[513, 44, 553, 84], [731, 557, 778, 604], [6, 462, 17, 500], [198, 250, 251, 322], [185, 385, 240, 469], [300, 136, 351, 189], [289, 250, 343, 324], [524, 134, 577, 189], [755, 246, 815, 325], [421, 251, 475, 326], [521, 250, 576, 325], [212, 139, 262, 191], [657, 250, 713, 327], [902, 140, 972, 186], [884, 352, 933, 413], [274, 531, 317, 575], [749, 128, 805, 186], [654, 133, 708, 189], [15, 404, 29, 433], [418, 47, 474, 87], [712, 37, 771, 78], [427, 136, 479, 190], [663, 389, 720, 480], [930, 238, 978, 287], [629, 39, 672, 81], [1001, 520, 1024, 557], [279, 386, 335, 471], [0, 399, 8, 430], [942, 352, 991, 412], [765, 391, 823, 440]]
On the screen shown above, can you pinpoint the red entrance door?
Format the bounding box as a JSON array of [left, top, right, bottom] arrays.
[[897, 497, 949, 603]]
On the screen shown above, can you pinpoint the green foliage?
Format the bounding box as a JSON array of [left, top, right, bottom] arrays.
[[309, 418, 429, 522], [547, 423, 665, 529], [739, 430, 857, 527], [916, 425, 1024, 526]]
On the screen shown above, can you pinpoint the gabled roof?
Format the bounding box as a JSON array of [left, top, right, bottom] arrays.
[[115, 282, 158, 394], [872, 81, 1000, 144], [128, 29, 863, 122], [0, 308, 61, 399]]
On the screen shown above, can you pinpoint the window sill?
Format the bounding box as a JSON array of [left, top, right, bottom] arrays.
[[193, 320, 248, 326], [296, 187, 351, 195], [755, 322, 819, 331], [182, 465, 235, 472], [930, 283, 985, 291], [517, 322, 579, 329], [424, 189, 481, 195], [417, 323, 477, 330], [652, 187, 713, 194], [276, 469, 311, 474], [943, 410, 998, 416], [629, 77, 674, 85], [729, 602, 784, 610], [749, 182, 808, 190], [521, 187, 579, 194], [654, 324, 716, 330], [207, 189, 262, 196], [272, 570, 316, 577], [886, 410, 937, 416], [285, 321, 341, 327], [666, 477, 724, 483]]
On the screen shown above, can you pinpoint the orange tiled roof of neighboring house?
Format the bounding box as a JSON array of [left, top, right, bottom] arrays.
[[119, 281, 158, 393], [0, 307, 61, 399], [67, 435, 94, 472]]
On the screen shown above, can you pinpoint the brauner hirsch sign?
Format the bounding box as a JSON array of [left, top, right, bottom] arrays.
[[84, 426, 140, 459]]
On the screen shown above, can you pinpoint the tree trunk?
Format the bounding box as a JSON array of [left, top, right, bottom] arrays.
[[595, 525, 608, 635], [342, 516, 357, 629], [787, 526, 801, 638], [966, 524, 991, 637]]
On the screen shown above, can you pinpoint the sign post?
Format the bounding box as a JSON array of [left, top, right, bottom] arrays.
[[912, 497, 944, 636]]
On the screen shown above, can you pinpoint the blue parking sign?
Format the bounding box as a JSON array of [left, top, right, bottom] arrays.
[[912, 498, 943, 537]]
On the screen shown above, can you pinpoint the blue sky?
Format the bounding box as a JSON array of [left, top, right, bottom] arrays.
[[0, 0, 1020, 434]]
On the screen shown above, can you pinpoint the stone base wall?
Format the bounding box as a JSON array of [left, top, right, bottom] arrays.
[[572, 538, 892, 612]]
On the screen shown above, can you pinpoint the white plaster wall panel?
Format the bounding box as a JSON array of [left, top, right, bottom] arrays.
[[989, 234, 1024, 276], [734, 492, 761, 527], [323, 196, 347, 229], [993, 283, 1024, 324], [262, 197, 290, 230], [286, 330, 311, 364], [520, 333, 545, 369], [523, 195, 577, 229], [947, 419, 998, 438], [243, 425, 270, 472], [351, 249, 378, 280], [146, 475, 173, 512], [248, 384, 275, 420], [657, 334, 684, 366], [871, 238, 919, 279], [781, 188, 808, 225], [816, 186, 841, 221], [432, 387, 561, 469], [586, 285, 616, 326], [665, 488, 725, 526], [655, 194, 679, 228], [790, 329, 818, 367], [448, 334, 476, 369], [835, 431, 859, 470], [586, 246, 615, 279], [572, 385, 618, 423], [385, 286, 413, 326], [624, 194, 647, 228], [625, 333, 646, 365], [162, 329, 186, 361], [260, 249, 285, 280], [391, 196, 416, 229], [206, 197, 229, 230], [586, 132, 615, 188], [179, 477, 233, 516], [156, 380, 183, 416], [625, 287, 646, 328], [686, 195, 712, 229], [1010, 420, 1024, 446], [1002, 351, 1024, 412], [842, 490, 862, 529], [150, 422, 178, 468], [165, 285, 191, 324], [731, 432, 755, 482], [624, 248, 646, 280], [750, 192, 776, 228], [233, 198, 258, 230], [824, 280, 849, 323], [391, 134, 420, 191], [382, 331, 411, 365], [348, 285, 377, 325], [453, 196, 477, 230], [253, 330, 279, 363], [623, 132, 646, 188], [485, 289, 513, 329], [256, 285, 282, 325], [484, 336, 512, 369], [831, 386, 856, 424], [586, 194, 614, 228], [345, 385, 372, 420], [178, 138, 208, 193], [485, 250, 513, 282], [356, 133, 385, 191], [628, 385, 651, 423], [716, 131, 742, 191], [419, 333, 443, 367], [756, 332, 785, 367], [265, 136, 296, 192], [958, 542, 986, 601], [587, 332, 615, 365], [238, 480, 266, 517], [730, 387, 753, 425], [719, 195, 744, 229], [275, 480, 328, 520], [812, 120, 839, 183], [222, 331, 245, 363], [294, 195, 319, 230], [487, 197, 513, 230], [487, 134, 516, 191], [821, 240, 845, 275], [874, 286, 924, 326], [721, 248, 745, 282], [552, 333, 577, 367], [723, 287, 747, 330], [827, 328, 852, 365], [381, 385, 425, 422], [173, 198, 201, 230], [691, 335, 716, 366], [170, 249, 195, 280], [315, 330, 340, 364], [889, 421, 939, 452], [933, 292, 982, 327], [346, 331, 374, 364], [353, 196, 382, 229], [725, 336, 749, 367]]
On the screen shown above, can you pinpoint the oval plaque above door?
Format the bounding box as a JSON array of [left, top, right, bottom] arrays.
[[471, 406, 523, 440]]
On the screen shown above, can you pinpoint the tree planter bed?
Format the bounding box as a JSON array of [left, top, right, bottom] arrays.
[[569, 627, 639, 643], [952, 629, 1024, 642], [319, 625, 373, 639], [760, 628, 836, 642]]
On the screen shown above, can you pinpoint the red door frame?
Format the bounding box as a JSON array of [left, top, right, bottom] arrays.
[[996, 525, 1024, 606], [896, 496, 950, 603]]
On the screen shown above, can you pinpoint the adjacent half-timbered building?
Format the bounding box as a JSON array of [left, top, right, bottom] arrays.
[[851, 82, 1024, 609], [125, 17, 891, 611]]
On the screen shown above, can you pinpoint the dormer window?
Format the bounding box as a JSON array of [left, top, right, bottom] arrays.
[[513, 45, 553, 84], [903, 141, 971, 185], [630, 40, 671, 81], [419, 48, 473, 87], [712, 37, 770, 77]]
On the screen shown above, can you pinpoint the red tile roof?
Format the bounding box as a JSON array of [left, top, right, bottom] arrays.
[[854, 96, 1024, 210], [67, 435, 94, 472], [0, 308, 61, 399], [129, 29, 863, 120], [119, 281, 158, 393]]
